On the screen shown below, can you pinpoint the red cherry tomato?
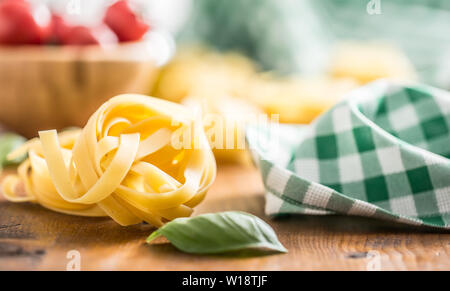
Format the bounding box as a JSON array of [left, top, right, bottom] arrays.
[[104, 0, 150, 42], [51, 14, 117, 46], [0, 0, 51, 45], [61, 26, 99, 45], [49, 14, 68, 44]]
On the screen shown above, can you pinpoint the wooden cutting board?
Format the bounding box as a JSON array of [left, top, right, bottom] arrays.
[[1, 163, 449, 271]]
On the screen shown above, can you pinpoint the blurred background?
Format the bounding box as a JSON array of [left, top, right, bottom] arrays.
[[39, 0, 450, 85], [1, 0, 450, 164]]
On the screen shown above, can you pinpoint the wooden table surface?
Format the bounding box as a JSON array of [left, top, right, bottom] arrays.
[[0, 163, 449, 271]]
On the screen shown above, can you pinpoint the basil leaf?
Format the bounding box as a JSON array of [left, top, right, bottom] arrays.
[[147, 211, 287, 255], [0, 133, 26, 168]]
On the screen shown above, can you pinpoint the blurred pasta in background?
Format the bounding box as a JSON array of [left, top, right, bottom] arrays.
[[2, 0, 450, 164], [178, 0, 450, 88], [150, 0, 450, 163]]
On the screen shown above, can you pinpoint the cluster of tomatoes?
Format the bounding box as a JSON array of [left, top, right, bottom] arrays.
[[0, 0, 150, 46]]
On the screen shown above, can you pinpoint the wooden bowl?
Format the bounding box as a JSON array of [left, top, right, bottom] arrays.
[[0, 41, 163, 137]]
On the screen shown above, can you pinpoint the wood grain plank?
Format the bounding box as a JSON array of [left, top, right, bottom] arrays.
[[0, 165, 449, 271]]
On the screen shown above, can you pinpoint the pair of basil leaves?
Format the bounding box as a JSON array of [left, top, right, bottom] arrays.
[[147, 211, 287, 255]]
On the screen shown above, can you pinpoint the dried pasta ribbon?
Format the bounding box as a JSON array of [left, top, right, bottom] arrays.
[[1, 95, 217, 227]]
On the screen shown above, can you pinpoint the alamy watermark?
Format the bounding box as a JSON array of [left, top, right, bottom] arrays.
[[169, 112, 280, 153], [366, 250, 381, 271], [66, 0, 82, 15], [66, 249, 81, 271], [367, 0, 382, 15]]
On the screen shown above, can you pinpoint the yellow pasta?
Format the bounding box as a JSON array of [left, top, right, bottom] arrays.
[[1, 94, 217, 227], [329, 42, 417, 84], [247, 76, 357, 124], [182, 95, 261, 165]]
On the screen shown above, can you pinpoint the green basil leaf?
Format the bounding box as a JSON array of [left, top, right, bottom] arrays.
[[147, 211, 287, 255], [0, 133, 26, 168]]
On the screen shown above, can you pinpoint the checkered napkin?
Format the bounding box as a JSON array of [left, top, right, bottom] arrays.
[[246, 80, 450, 228]]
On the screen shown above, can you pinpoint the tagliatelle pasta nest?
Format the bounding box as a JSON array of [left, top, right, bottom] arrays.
[[1, 95, 217, 227]]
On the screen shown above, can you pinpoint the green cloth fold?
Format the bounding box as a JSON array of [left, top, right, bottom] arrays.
[[247, 80, 450, 228]]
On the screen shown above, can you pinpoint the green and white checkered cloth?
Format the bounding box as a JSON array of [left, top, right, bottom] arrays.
[[246, 80, 450, 228]]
